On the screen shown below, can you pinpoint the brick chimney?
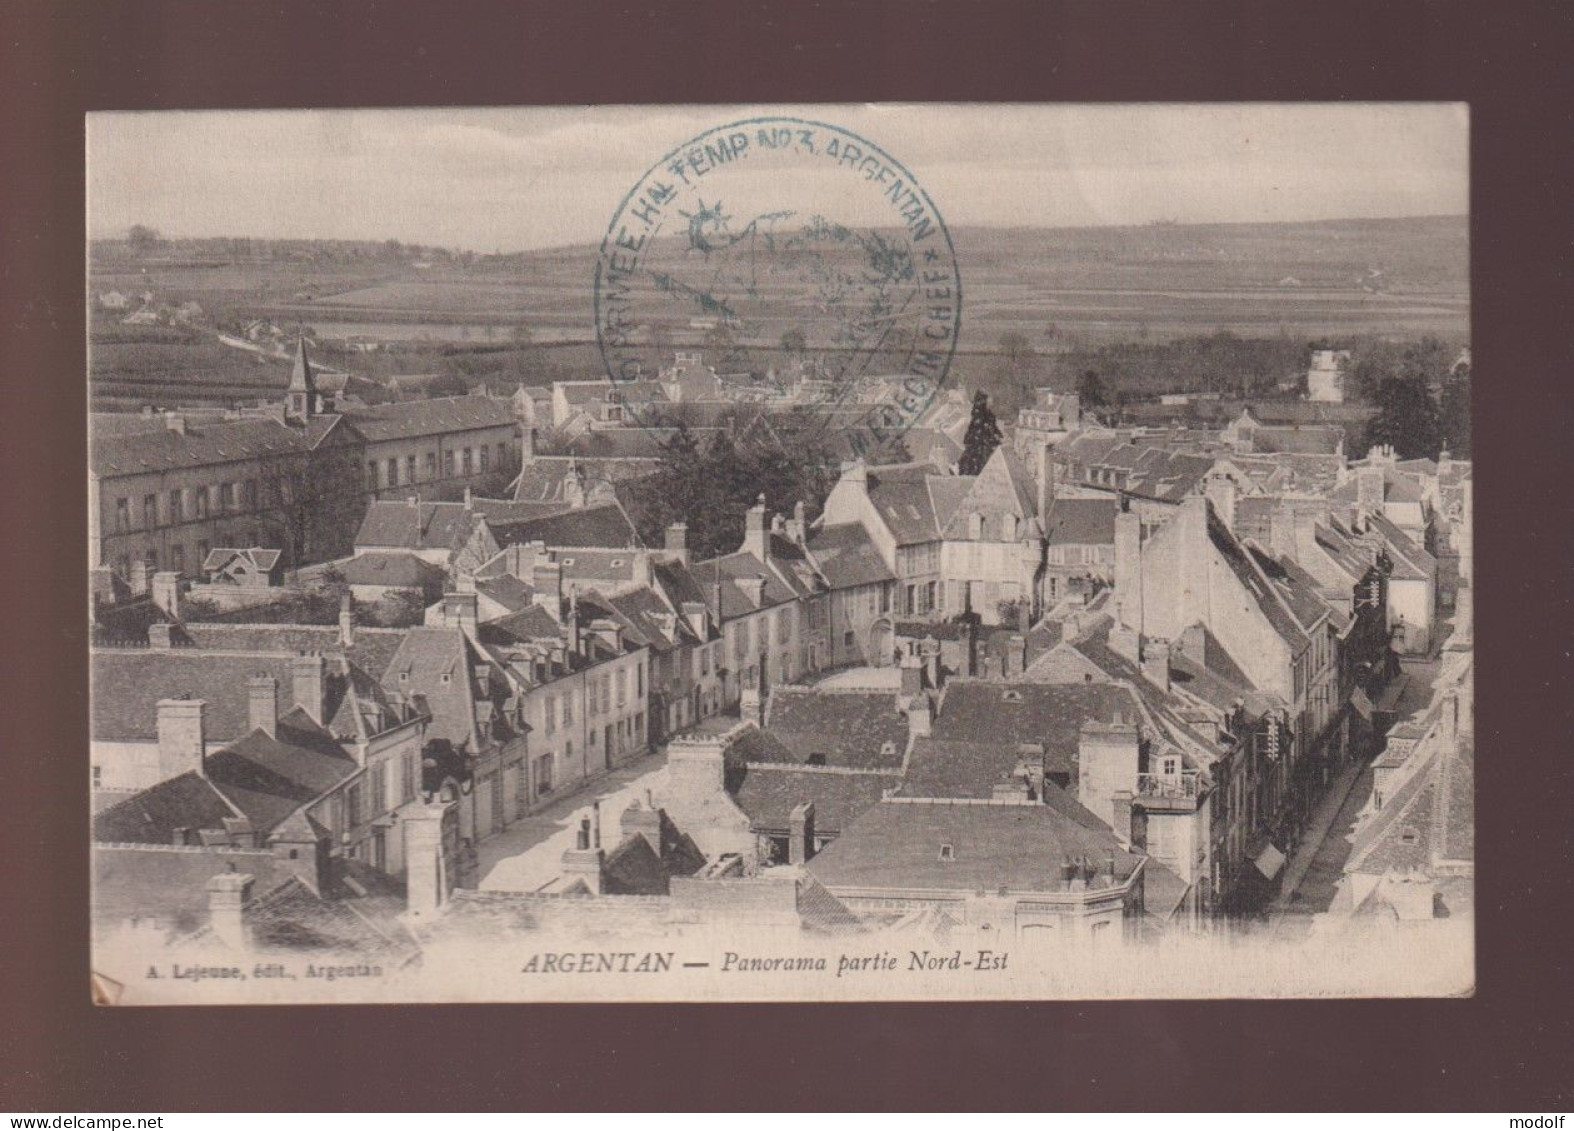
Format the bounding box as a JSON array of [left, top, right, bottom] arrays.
[[150, 571, 182, 620], [247, 674, 278, 738], [292, 653, 326, 723], [1140, 637, 1171, 694], [663, 522, 690, 566], [157, 698, 207, 780], [561, 814, 606, 894], [205, 871, 254, 950], [403, 800, 458, 919], [620, 799, 664, 854], [1076, 719, 1140, 834], [789, 802, 816, 864], [1113, 510, 1143, 634]]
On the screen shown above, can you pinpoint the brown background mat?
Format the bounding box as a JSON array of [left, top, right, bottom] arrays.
[[3, 0, 1571, 1111]]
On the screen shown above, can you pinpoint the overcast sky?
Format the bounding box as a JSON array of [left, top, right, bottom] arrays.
[[88, 103, 1468, 252]]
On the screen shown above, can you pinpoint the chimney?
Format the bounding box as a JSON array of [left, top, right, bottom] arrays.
[[247, 674, 278, 738], [740, 684, 764, 727], [1076, 719, 1141, 835], [792, 501, 807, 546], [1270, 503, 1298, 561], [561, 816, 606, 894], [403, 801, 458, 918], [164, 412, 187, 435], [1035, 441, 1057, 518], [631, 550, 653, 590], [1357, 467, 1385, 515], [157, 698, 207, 779], [205, 872, 254, 951], [148, 622, 174, 650], [531, 560, 563, 620], [663, 523, 690, 566], [1005, 634, 1027, 679], [906, 694, 933, 740], [664, 733, 730, 809], [789, 802, 816, 864], [1140, 637, 1171, 694], [150, 571, 182, 620], [1205, 473, 1237, 531], [1113, 511, 1143, 633], [620, 799, 664, 854], [743, 495, 771, 562], [992, 779, 1031, 803], [338, 595, 355, 646], [292, 653, 326, 723], [129, 560, 151, 598], [442, 591, 478, 632]]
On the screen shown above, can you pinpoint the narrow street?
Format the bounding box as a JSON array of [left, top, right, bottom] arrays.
[[474, 748, 670, 892]]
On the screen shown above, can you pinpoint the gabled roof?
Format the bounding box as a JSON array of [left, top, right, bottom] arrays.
[[474, 574, 535, 614], [201, 709, 359, 831], [806, 796, 1140, 894], [805, 523, 896, 590], [489, 501, 641, 550], [689, 551, 800, 619], [761, 687, 911, 770], [468, 497, 573, 526], [93, 772, 240, 844], [201, 547, 283, 574], [354, 501, 485, 553], [864, 463, 942, 545], [1366, 511, 1437, 580], [476, 605, 564, 647], [174, 624, 410, 681], [1045, 497, 1120, 546], [340, 395, 517, 442], [92, 650, 301, 743], [1248, 424, 1345, 455], [91, 417, 308, 478], [1207, 510, 1309, 649], [730, 765, 893, 835], [1246, 545, 1333, 633], [379, 628, 482, 750], [334, 551, 446, 590], [922, 680, 1143, 786]]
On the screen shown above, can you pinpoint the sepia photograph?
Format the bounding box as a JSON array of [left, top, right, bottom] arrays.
[[84, 102, 1473, 1005]]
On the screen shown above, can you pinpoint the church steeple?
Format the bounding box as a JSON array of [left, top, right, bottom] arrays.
[[286, 334, 317, 421]]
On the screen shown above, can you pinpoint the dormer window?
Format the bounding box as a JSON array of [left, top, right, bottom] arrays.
[[399, 672, 409, 683], [1399, 826, 1420, 846], [879, 741, 897, 761], [807, 753, 827, 766], [440, 673, 451, 685], [938, 844, 955, 862], [1002, 690, 1022, 703]]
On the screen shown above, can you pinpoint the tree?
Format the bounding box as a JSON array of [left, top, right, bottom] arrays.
[[1361, 376, 1441, 460], [128, 224, 161, 254], [958, 391, 1003, 476], [1076, 369, 1107, 408], [1438, 364, 1471, 459]]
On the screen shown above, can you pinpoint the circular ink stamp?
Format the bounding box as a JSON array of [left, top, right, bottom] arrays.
[[595, 116, 961, 459]]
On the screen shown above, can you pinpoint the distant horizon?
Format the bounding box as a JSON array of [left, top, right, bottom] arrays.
[[91, 211, 1469, 260], [89, 104, 1469, 254]]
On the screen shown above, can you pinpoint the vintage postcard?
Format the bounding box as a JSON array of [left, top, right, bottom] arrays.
[[87, 103, 1472, 1004]]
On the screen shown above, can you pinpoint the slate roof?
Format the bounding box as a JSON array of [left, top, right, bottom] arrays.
[[335, 551, 445, 590], [760, 687, 911, 770], [92, 650, 302, 743], [1045, 497, 1120, 546], [489, 501, 641, 550], [468, 498, 573, 526], [91, 417, 309, 478], [806, 523, 896, 590], [1247, 546, 1333, 632], [92, 845, 294, 935], [927, 680, 1141, 776], [174, 624, 410, 681], [340, 395, 517, 442], [379, 628, 482, 749], [1208, 510, 1309, 649], [806, 797, 1140, 894], [476, 605, 566, 647], [354, 501, 485, 552], [93, 773, 240, 845], [555, 548, 639, 583], [865, 463, 942, 545], [474, 574, 535, 614], [200, 709, 359, 831], [690, 551, 801, 619], [730, 765, 894, 835], [1331, 466, 1425, 505]]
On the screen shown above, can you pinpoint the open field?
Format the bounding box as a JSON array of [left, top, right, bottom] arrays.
[[90, 216, 1467, 408]]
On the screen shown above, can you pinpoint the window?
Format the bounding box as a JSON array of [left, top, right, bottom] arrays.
[[544, 696, 556, 735], [1002, 690, 1023, 703], [168, 490, 183, 522], [462, 448, 473, 476], [601, 677, 611, 714], [92, 765, 103, 789], [562, 694, 573, 725], [219, 483, 234, 511], [406, 456, 417, 485], [367, 461, 379, 490], [345, 783, 363, 828], [447, 449, 458, 477], [636, 664, 644, 698], [537, 754, 554, 795], [843, 630, 855, 648], [497, 442, 508, 467], [244, 479, 258, 510], [144, 548, 158, 571], [171, 545, 185, 574], [615, 669, 626, 708], [387, 458, 399, 486], [425, 451, 438, 479], [142, 494, 158, 528], [371, 762, 388, 813], [879, 585, 891, 614], [938, 843, 955, 861], [194, 487, 209, 518], [479, 446, 490, 472], [196, 539, 209, 564], [402, 749, 417, 802], [1399, 826, 1421, 846]]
